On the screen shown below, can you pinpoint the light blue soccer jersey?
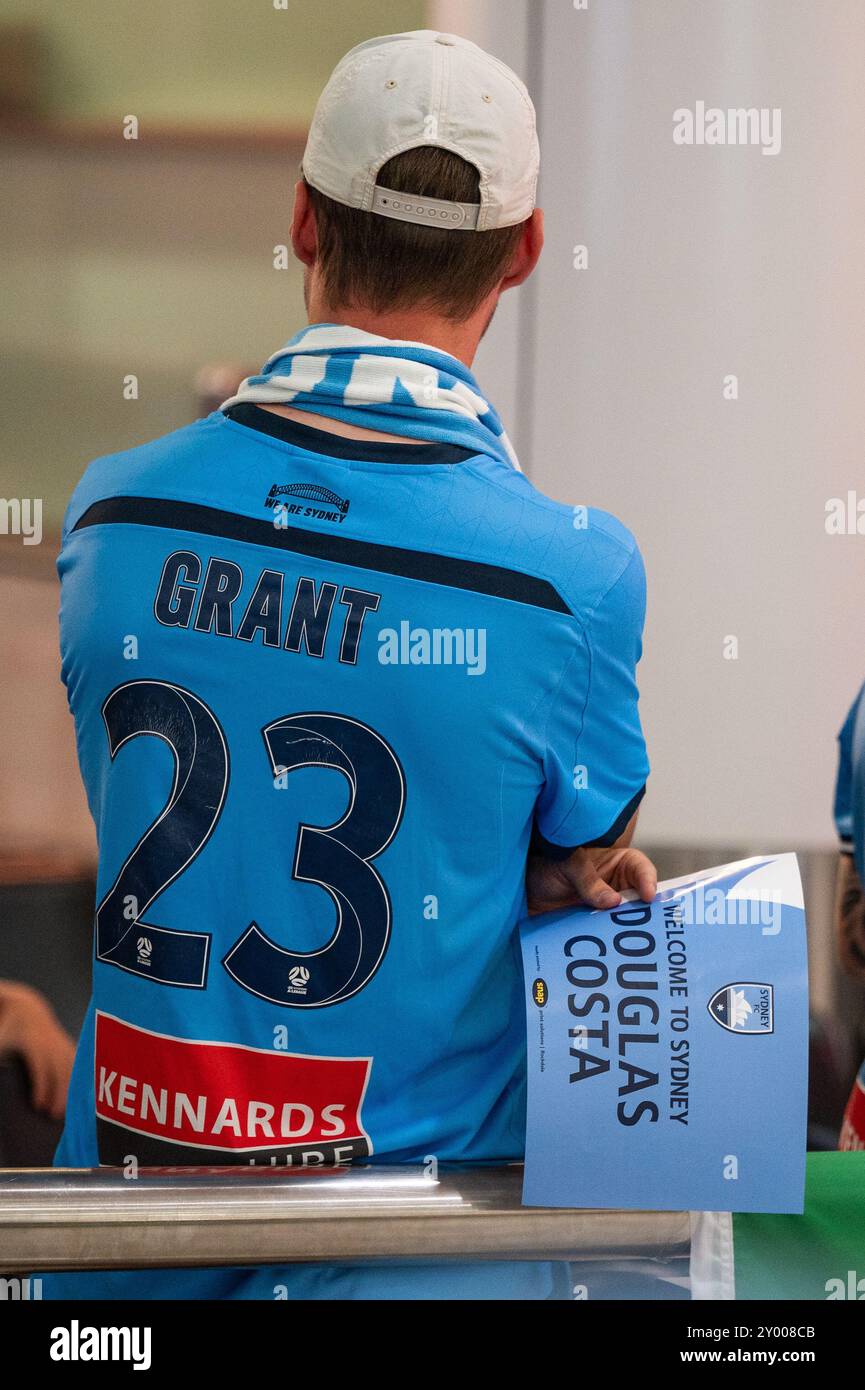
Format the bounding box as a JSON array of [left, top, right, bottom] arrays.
[[835, 682, 865, 883], [48, 400, 648, 1299]]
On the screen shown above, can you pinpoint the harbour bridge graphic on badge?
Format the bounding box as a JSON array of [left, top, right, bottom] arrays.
[[708, 982, 774, 1035]]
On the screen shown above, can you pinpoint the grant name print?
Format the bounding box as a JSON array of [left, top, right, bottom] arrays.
[[520, 855, 808, 1213]]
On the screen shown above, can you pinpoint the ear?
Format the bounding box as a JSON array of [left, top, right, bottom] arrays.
[[499, 207, 544, 293], [290, 179, 318, 267]]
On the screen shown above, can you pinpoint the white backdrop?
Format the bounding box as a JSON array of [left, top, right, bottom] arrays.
[[432, 0, 865, 849]]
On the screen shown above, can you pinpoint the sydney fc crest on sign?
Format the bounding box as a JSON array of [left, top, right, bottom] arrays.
[[708, 982, 774, 1035]]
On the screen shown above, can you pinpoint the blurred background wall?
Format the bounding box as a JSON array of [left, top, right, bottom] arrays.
[[462, 0, 865, 853], [0, 0, 427, 532], [0, 1, 863, 1097], [0, 0, 424, 867]]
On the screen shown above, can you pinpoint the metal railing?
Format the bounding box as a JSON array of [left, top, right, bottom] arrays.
[[0, 1165, 690, 1272]]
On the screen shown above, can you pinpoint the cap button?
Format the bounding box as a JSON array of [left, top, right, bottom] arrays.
[[435, 34, 455, 45]]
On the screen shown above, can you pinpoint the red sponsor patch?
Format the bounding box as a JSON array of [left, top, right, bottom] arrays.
[[94, 1011, 372, 1157]]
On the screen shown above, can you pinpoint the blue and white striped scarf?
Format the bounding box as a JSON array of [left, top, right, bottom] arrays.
[[220, 322, 521, 472]]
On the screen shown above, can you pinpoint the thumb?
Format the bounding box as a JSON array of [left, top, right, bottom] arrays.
[[560, 850, 622, 910]]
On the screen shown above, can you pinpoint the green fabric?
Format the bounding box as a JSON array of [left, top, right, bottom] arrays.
[[733, 1152, 865, 1299]]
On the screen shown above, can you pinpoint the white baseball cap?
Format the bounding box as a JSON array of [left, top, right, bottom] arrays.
[[301, 30, 539, 232]]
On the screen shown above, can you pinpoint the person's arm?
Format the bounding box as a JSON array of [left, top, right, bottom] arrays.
[[527, 810, 656, 914], [0, 981, 76, 1120], [529, 541, 655, 914]]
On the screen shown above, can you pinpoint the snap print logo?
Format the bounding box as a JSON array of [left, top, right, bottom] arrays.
[[532, 978, 548, 1008], [265, 482, 350, 525], [708, 983, 774, 1034], [288, 965, 311, 997]]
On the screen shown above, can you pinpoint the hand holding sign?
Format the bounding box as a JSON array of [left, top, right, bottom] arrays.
[[520, 854, 808, 1213]]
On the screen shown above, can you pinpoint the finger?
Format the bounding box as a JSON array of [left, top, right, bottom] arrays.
[[527, 881, 584, 915], [623, 850, 657, 902], [588, 879, 623, 910], [564, 860, 622, 910]]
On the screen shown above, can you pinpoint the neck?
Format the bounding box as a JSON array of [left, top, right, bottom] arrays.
[[308, 301, 491, 368]]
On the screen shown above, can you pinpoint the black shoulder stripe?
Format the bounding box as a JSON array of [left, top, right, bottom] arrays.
[[71, 496, 572, 615], [584, 785, 647, 848], [532, 784, 647, 860]]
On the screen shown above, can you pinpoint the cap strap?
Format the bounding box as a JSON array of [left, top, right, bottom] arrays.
[[371, 184, 481, 230]]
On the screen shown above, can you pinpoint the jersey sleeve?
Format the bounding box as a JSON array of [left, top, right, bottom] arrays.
[[534, 544, 649, 856], [834, 683, 865, 854]]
